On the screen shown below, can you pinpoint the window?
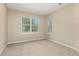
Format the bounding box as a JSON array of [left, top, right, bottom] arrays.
[[21, 16, 39, 33], [22, 17, 30, 32], [47, 17, 52, 32], [32, 17, 39, 32]]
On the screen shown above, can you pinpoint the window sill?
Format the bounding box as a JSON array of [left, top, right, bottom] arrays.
[[21, 32, 40, 35]]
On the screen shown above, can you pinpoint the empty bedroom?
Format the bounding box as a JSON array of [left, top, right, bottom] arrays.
[[0, 3, 79, 56]]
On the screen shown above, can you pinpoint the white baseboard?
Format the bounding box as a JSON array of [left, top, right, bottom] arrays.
[[8, 33, 46, 44], [48, 39, 79, 53], [0, 49, 4, 55], [0, 45, 7, 55], [8, 38, 45, 44], [8, 36, 79, 53]]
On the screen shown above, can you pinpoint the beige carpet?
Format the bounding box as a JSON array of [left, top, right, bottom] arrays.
[[1, 39, 79, 56]]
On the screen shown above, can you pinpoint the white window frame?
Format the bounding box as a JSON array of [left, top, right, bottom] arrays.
[[21, 16, 40, 34], [31, 16, 40, 33], [46, 16, 52, 32]]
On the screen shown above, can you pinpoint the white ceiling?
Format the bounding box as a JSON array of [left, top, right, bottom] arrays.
[[6, 3, 70, 15]]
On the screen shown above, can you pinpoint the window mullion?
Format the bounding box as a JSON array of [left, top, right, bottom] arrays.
[[30, 17, 32, 32]]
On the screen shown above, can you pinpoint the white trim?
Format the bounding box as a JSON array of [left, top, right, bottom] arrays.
[[21, 16, 30, 34], [48, 39, 79, 53], [8, 34, 45, 44], [31, 16, 40, 32], [8, 38, 44, 45], [30, 17, 32, 32], [0, 44, 7, 55], [21, 16, 40, 34]]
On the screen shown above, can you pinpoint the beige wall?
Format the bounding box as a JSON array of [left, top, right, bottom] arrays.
[[47, 4, 76, 50], [0, 4, 7, 54], [74, 4, 79, 50], [8, 9, 46, 44]]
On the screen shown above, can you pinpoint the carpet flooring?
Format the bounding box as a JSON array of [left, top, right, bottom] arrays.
[[1, 39, 79, 56]]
